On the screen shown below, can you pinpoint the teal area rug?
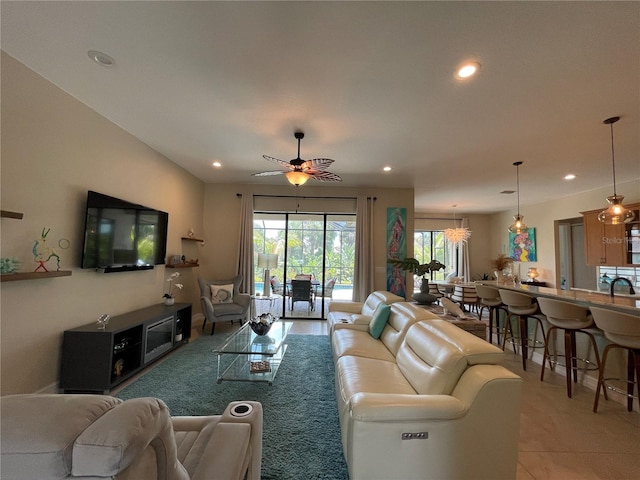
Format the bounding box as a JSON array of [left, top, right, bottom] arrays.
[[117, 334, 348, 480]]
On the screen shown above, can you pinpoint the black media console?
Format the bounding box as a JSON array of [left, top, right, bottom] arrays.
[[60, 303, 192, 393]]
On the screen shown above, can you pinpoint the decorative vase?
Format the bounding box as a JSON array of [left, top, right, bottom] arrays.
[[164, 297, 175, 306], [420, 277, 430, 294], [494, 270, 504, 284]]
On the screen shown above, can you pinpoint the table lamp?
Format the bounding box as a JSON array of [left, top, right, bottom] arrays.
[[527, 267, 539, 282], [257, 253, 278, 297]]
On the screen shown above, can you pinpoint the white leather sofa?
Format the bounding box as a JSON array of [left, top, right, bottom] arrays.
[[333, 318, 522, 480], [327, 290, 405, 333], [1, 394, 262, 480]]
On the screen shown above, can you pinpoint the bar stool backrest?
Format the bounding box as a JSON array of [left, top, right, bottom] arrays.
[[476, 284, 501, 302], [537, 297, 593, 330], [590, 307, 640, 349], [499, 289, 538, 315]]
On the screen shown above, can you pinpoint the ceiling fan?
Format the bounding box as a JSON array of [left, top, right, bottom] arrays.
[[252, 131, 342, 186]]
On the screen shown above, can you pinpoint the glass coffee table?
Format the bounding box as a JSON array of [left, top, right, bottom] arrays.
[[213, 320, 292, 385]]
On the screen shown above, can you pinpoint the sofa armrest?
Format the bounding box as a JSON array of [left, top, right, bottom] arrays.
[[328, 301, 364, 314], [349, 393, 467, 422]]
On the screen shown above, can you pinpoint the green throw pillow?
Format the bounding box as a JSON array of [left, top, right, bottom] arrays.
[[368, 304, 391, 339]]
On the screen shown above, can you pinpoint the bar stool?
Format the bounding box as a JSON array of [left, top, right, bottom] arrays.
[[537, 298, 601, 398], [591, 307, 640, 413], [498, 289, 547, 371], [475, 284, 510, 345], [450, 284, 480, 316]]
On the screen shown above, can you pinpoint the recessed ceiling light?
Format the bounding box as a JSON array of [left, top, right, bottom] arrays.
[[564, 174, 576, 180], [456, 61, 481, 79], [88, 50, 114, 67], [212, 161, 222, 168], [383, 166, 392, 172]]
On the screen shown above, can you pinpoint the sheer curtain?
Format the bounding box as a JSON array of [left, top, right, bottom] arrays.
[[354, 196, 375, 301], [237, 193, 254, 294]]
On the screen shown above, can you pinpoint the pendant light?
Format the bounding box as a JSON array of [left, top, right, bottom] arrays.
[[508, 161, 527, 234], [444, 205, 472, 245], [598, 116, 635, 224]]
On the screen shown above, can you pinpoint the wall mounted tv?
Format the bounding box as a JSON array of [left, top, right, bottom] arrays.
[[81, 191, 168, 273]]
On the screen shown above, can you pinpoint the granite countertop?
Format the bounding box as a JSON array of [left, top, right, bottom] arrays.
[[480, 281, 640, 314]]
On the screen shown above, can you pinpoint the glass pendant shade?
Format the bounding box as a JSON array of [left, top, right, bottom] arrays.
[[508, 214, 528, 234], [598, 117, 635, 224], [507, 161, 527, 234], [597, 194, 635, 224], [285, 170, 310, 186]]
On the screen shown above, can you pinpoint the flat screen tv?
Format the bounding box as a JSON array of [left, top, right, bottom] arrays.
[[81, 191, 168, 273]]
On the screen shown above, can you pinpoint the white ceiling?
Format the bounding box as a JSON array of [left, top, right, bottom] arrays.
[[2, 1, 639, 213]]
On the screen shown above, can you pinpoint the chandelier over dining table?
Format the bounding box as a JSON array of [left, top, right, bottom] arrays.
[[444, 205, 471, 245]]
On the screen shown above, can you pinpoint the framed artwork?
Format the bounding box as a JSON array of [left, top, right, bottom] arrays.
[[510, 228, 537, 262], [386, 207, 407, 297]]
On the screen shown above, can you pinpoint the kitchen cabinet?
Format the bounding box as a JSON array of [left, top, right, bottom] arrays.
[[582, 203, 640, 266]]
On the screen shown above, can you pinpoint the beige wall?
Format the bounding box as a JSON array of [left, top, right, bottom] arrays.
[[201, 183, 416, 291], [490, 180, 640, 287], [1, 52, 205, 394]]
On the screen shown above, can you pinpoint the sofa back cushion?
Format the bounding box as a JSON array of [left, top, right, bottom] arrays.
[[0, 394, 122, 480], [361, 291, 404, 316], [396, 320, 504, 395], [377, 302, 437, 357]]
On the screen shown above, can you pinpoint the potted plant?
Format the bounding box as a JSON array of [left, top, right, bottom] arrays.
[[490, 253, 513, 283], [387, 258, 445, 304], [163, 272, 183, 305]]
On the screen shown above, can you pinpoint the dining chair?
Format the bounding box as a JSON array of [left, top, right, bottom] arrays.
[[289, 279, 314, 312]]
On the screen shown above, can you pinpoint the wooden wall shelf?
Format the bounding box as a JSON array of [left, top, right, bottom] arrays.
[[1, 210, 24, 219], [1, 271, 72, 282], [166, 263, 199, 269], [181, 236, 205, 243]]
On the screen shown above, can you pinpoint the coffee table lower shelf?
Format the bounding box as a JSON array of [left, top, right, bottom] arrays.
[[216, 345, 288, 385]]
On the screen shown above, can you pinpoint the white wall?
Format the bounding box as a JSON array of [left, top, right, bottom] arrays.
[[1, 52, 205, 394]]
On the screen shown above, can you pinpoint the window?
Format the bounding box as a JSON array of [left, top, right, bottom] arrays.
[[413, 231, 454, 286]]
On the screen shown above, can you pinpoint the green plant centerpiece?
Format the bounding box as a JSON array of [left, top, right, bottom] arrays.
[[387, 258, 445, 305]]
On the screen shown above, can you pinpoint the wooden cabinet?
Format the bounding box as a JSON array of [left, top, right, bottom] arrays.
[[582, 203, 640, 266], [60, 303, 192, 393]]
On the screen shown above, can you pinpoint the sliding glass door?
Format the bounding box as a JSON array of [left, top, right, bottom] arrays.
[[254, 212, 355, 319]]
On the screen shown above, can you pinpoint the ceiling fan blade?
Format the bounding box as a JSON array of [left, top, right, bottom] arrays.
[[310, 170, 342, 182], [263, 155, 293, 168], [303, 158, 334, 171], [252, 170, 286, 177]]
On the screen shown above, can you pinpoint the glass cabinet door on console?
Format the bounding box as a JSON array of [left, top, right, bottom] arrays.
[[582, 203, 639, 266]]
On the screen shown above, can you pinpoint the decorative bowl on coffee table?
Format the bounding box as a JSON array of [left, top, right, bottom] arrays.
[[249, 313, 277, 335]]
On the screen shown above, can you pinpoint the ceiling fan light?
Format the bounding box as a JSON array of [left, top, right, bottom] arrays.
[[508, 214, 528, 234], [285, 170, 310, 186], [597, 194, 635, 224]]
